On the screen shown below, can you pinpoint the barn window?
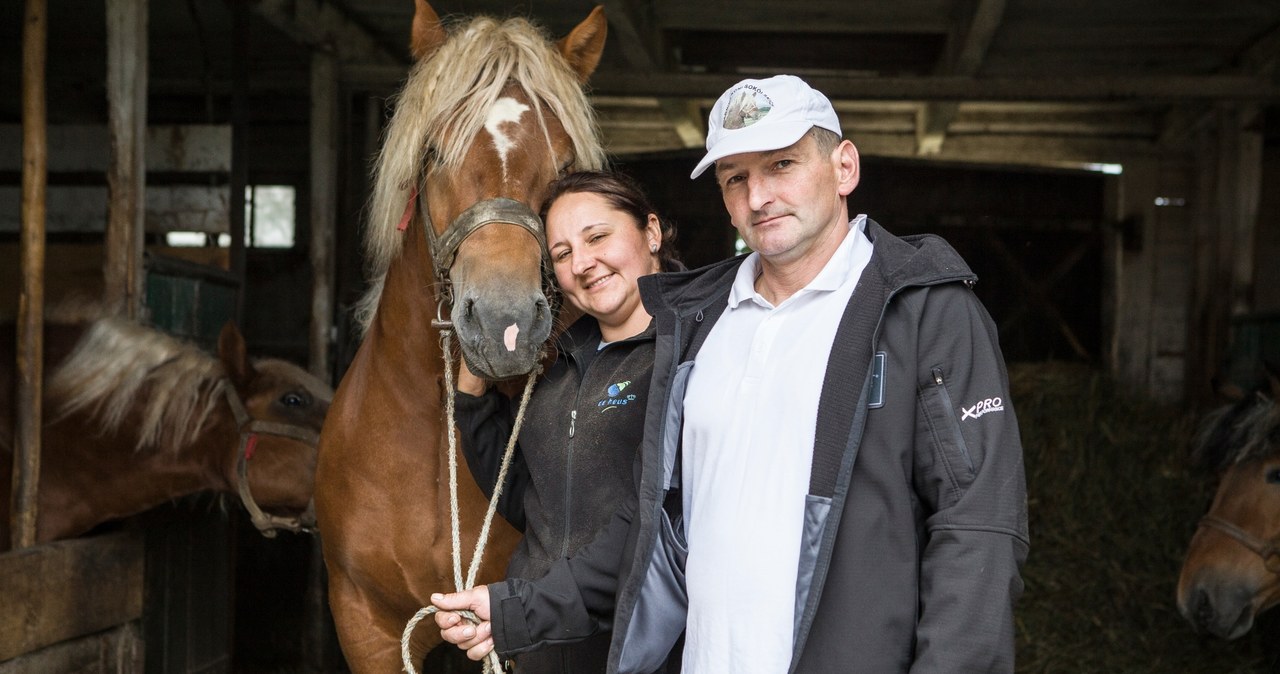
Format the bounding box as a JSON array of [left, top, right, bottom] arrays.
[[163, 185, 296, 248], [165, 231, 230, 247], [1082, 163, 1123, 175], [245, 185, 296, 248]]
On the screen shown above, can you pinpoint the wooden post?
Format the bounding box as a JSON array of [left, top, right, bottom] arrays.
[[1187, 124, 1219, 406], [1227, 104, 1262, 318], [229, 0, 248, 323], [105, 0, 148, 319], [309, 52, 338, 380], [12, 0, 48, 551]]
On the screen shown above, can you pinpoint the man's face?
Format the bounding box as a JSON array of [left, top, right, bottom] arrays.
[[713, 133, 857, 267]]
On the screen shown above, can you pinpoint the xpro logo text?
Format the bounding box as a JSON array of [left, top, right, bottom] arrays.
[[961, 397, 1004, 420]]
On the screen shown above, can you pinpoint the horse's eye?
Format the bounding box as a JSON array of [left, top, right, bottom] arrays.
[[280, 392, 307, 407]]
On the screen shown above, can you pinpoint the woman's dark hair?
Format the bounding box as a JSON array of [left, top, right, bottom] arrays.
[[539, 170, 682, 272]]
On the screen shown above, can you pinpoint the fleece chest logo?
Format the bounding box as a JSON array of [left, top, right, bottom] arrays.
[[961, 396, 1004, 421], [597, 380, 638, 412]]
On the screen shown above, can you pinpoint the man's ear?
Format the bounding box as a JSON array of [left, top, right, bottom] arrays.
[[835, 140, 860, 196]]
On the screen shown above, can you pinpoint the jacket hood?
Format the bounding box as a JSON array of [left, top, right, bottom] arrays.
[[639, 218, 976, 317]]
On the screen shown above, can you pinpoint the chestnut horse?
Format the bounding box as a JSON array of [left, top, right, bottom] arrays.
[[313, 1, 607, 670], [1177, 369, 1280, 639], [0, 314, 333, 551]]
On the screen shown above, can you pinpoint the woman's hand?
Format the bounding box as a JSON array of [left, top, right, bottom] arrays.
[[432, 586, 494, 661], [456, 359, 488, 396]]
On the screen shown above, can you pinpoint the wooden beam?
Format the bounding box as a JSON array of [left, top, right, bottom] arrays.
[[0, 124, 231, 173], [253, 0, 401, 65], [104, 0, 147, 320], [1240, 19, 1280, 79], [601, 0, 705, 149], [309, 53, 338, 381], [0, 623, 143, 672], [0, 186, 230, 235], [346, 66, 1280, 102], [1160, 21, 1280, 150], [0, 532, 145, 661], [590, 73, 1280, 102], [918, 0, 1006, 154], [13, 0, 48, 553], [656, 1, 954, 34], [916, 102, 958, 155]]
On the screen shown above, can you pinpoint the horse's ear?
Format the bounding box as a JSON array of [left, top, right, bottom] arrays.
[[218, 320, 251, 388], [410, 0, 447, 62], [557, 5, 607, 84]]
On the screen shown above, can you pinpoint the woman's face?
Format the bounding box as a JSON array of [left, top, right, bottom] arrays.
[[545, 191, 662, 341]]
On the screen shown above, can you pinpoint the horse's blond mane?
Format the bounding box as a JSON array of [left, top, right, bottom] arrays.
[[354, 13, 606, 332], [47, 316, 228, 453]]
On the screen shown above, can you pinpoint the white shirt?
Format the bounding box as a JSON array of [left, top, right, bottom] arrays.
[[680, 215, 872, 673]]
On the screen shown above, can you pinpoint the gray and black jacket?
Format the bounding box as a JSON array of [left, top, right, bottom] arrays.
[[454, 315, 654, 673], [487, 219, 1030, 673]]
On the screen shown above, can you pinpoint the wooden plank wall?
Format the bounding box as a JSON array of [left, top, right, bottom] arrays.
[[0, 531, 145, 663]]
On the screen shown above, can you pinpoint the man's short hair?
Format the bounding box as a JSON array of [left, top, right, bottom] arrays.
[[806, 126, 842, 155]]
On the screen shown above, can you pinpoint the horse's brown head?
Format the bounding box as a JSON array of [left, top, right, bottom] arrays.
[[1177, 369, 1280, 639], [217, 321, 332, 532], [357, 1, 606, 379]]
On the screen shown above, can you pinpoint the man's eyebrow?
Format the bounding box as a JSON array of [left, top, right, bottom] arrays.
[[716, 147, 797, 177]]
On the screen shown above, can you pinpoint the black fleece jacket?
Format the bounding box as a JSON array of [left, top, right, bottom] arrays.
[[453, 315, 656, 673]]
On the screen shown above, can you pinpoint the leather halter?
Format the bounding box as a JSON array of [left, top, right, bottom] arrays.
[[222, 383, 321, 538], [414, 186, 548, 317], [1197, 514, 1280, 574]]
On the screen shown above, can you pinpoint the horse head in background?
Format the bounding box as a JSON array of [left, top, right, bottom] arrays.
[[0, 314, 333, 552], [313, 1, 607, 670], [1177, 365, 1280, 639]]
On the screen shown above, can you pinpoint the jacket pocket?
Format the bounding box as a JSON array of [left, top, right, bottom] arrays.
[[917, 366, 976, 505], [617, 509, 687, 674]]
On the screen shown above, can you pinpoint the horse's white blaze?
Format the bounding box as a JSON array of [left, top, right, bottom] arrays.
[[503, 323, 520, 352], [485, 97, 530, 180]]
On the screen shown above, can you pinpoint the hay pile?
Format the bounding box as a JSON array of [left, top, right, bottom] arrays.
[[1011, 362, 1278, 673]]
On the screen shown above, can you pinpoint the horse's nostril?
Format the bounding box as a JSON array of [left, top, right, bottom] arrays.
[[463, 298, 476, 320], [1193, 590, 1215, 631]]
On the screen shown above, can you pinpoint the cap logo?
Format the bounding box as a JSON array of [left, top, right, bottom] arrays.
[[722, 84, 774, 130]]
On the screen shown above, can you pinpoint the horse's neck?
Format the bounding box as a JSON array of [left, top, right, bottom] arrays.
[[35, 402, 240, 543], [368, 222, 447, 375]]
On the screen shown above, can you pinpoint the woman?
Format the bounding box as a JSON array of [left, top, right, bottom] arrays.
[[452, 170, 680, 673]]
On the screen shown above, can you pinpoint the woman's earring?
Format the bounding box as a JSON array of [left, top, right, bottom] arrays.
[[650, 243, 659, 253]]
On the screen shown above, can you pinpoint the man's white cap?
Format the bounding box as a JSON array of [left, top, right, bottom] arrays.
[[689, 74, 842, 179]]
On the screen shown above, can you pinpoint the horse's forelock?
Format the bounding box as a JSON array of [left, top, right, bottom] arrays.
[[356, 13, 603, 334], [1192, 393, 1280, 472]]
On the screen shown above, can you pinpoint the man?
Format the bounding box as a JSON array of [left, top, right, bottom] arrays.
[[433, 74, 1030, 673]]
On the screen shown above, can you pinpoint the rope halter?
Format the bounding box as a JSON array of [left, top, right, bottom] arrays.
[[1197, 514, 1280, 574]]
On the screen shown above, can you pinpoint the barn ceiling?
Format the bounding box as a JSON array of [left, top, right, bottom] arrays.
[[2, 0, 1279, 169]]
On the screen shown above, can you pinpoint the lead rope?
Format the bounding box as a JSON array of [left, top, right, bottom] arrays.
[[402, 329, 539, 674]]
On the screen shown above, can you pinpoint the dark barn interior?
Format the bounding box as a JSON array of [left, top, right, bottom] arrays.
[[2, 0, 1280, 672]]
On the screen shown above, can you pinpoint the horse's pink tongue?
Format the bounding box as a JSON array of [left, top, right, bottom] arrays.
[[504, 324, 519, 352]]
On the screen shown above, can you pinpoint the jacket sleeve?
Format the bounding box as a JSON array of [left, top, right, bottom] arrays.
[[910, 284, 1030, 673], [487, 494, 634, 656], [453, 389, 530, 532]]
